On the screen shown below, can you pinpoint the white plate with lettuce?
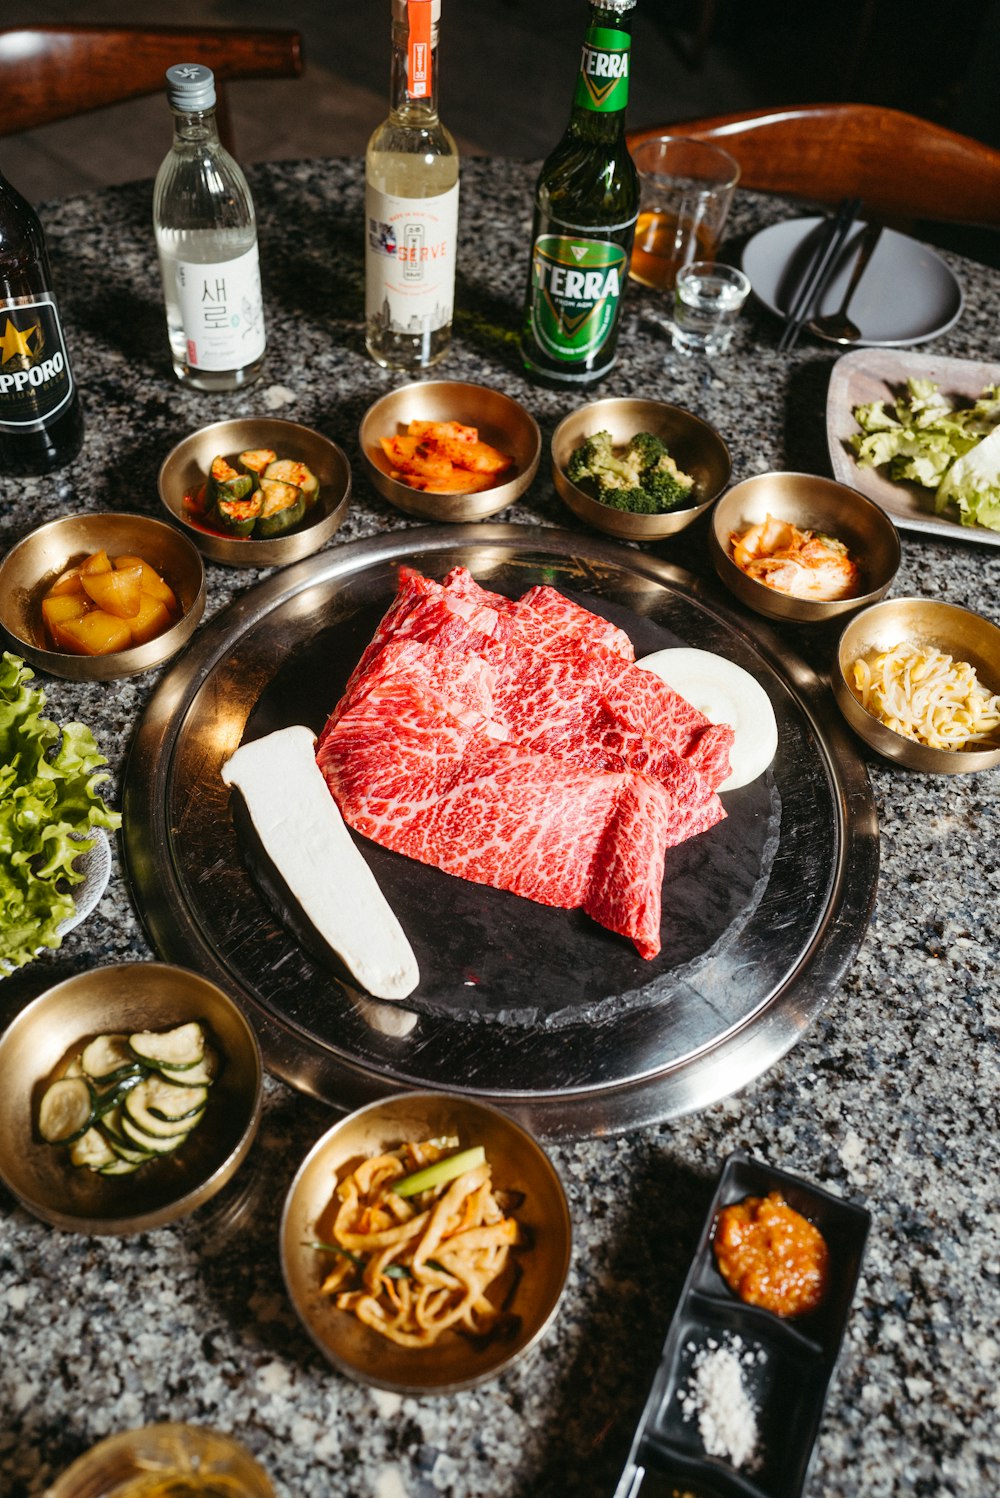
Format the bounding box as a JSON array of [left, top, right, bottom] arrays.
[[827, 348, 1000, 545]]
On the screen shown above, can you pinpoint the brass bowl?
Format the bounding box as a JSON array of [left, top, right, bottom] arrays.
[[280, 1091, 572, 1394], [158, 416, 351, 568], [551, 396, 731, 540], [47, 1423, 276, 1498], [359, 380, 541, 521], [0, 963, 262, 1234], [834, 597, 1000, 774], [0, 512, 205, 681], [709, 471, 901, 623]]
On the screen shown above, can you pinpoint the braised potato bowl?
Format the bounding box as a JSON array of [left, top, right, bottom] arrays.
[[0, 511, 205, 681]]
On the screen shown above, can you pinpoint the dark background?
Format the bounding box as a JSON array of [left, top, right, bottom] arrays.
[[4, 0, 999, 207]]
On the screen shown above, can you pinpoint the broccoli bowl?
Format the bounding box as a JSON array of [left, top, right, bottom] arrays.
[[551, 398, 732, 541]]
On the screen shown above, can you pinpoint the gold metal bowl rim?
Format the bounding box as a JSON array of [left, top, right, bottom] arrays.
[[709, 470, 901, 623], [157, 415, 352, 568], [0, 961, 263, 1234], [358, 379, 542, 522], [550, 395, 732, 539]]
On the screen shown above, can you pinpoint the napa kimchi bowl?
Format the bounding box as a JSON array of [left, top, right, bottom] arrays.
[[710, 471, 900, 624]]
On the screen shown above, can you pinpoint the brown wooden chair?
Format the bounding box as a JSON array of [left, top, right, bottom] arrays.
[[627, 104, 1000, 228], [0, 24, 304, 155]]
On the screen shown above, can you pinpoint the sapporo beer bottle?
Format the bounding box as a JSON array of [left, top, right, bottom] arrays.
[[0, 168, 84, 476], [520, 0, 639, 387], [365, 0, 460, 372]]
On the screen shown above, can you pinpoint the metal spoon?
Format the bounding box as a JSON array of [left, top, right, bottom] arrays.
[[808, 221, 883, 344]]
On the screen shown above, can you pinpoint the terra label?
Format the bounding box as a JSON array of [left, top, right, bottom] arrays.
[[573, 26, 631, 114], [527, 234, 629, 365]]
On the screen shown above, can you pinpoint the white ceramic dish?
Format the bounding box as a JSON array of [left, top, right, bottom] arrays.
[[58, 829, 112, 938], [826, 348, 1000, 547], [742, 217, 963, 347]]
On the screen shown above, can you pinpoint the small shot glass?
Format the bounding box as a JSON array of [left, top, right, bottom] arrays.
[[671, 261, 751, 357]]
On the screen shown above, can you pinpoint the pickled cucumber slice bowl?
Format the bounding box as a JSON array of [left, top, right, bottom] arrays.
[[0, 963, 262, 1233], [38, 1022, 218, 1177]]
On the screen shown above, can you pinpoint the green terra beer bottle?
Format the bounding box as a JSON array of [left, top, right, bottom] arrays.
[[521, 0, 639, 387]]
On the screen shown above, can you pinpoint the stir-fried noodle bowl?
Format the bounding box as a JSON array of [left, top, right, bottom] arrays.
[[313, 1140, 527, 1349]]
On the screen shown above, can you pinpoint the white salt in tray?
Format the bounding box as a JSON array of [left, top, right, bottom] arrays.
[[613, 1152, 870, 1498]]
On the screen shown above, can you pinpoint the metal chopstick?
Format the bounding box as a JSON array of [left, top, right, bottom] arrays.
[[777, 196, 861, 352]]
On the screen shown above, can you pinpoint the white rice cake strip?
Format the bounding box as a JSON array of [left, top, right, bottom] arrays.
[[222, 725, 419, 1001]]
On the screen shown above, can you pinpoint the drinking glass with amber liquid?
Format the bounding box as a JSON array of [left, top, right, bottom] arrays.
[[628, 135, 740, 292], [46, 1424, 276, 1498]]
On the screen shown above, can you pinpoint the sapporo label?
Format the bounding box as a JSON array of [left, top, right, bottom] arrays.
[[573, 26, 630, 114], [0, 296, 74, 432], [528, 235, 628, 362]]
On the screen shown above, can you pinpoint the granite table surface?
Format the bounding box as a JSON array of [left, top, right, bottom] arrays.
[[1, 158, 998, 1498]]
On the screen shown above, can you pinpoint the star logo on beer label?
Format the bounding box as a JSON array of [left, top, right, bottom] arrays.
[[0, 318, 39, 364], [0, 297, 73, 433]]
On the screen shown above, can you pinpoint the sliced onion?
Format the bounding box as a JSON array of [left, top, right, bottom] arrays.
[[636, 647, 778, 791]]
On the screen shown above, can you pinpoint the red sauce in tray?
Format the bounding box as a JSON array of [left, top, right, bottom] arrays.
[[712, 1190, 829, 1318]]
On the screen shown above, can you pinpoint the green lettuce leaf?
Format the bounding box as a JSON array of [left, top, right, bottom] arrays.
[[935, 425, 1000, 529], [851, 379, 1000, 531], [0, 653, 121, 975]]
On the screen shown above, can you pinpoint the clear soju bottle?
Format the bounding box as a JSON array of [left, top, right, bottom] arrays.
[[520, 0, 639, 387], [153, 64, 266, 392], [365, 0, 460, 372], [0, 167, 84, 475]]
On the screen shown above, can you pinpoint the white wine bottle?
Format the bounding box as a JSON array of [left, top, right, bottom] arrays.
[[153, 63, 266, 392], [365, 0, 459, 372]]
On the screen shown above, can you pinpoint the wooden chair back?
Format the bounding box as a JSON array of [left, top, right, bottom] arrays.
[[627, 104, 1000, 228], [0, 24, 304, 155]]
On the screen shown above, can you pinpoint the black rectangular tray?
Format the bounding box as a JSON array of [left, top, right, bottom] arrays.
[[614, 1152, 871, 1498]]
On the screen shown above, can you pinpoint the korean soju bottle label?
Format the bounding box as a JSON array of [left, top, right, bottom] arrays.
[[0, 296, 74, 432], [527, 234, 629, 363], [175, 246, 265, 372], [573, 26, 631, 113]]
